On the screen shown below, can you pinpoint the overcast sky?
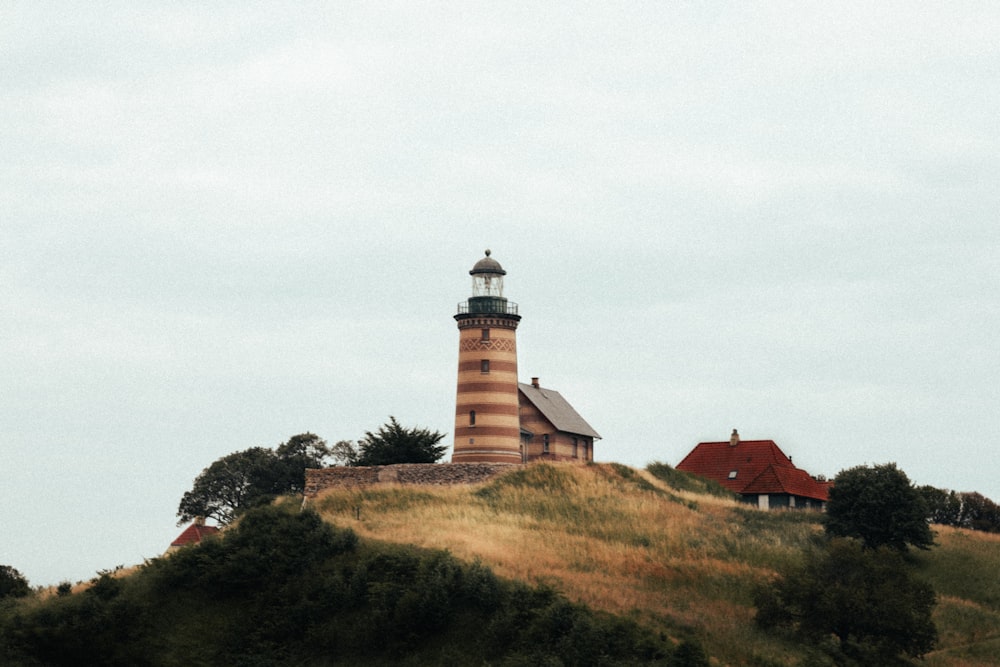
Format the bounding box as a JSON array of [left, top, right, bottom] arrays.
[[3, 2, 998, 586]]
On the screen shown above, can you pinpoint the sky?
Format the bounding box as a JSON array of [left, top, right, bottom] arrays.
[[3, 2, 998, 587]]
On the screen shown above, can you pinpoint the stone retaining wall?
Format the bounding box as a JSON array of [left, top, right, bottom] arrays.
[[303, 463, 520, 499]]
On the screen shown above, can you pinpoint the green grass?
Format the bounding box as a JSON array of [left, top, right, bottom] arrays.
[[917, 527, 1000, 609], [646, 461, 737, 499], [315, 486, 443, 516]]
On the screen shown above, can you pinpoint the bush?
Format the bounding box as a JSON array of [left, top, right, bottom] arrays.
[[756, 538, 937, 662], [0, 565, 30, 600], [668, 639, 710, 667], [1, 504, 668, 665]]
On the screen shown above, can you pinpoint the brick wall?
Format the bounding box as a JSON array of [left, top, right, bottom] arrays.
[[303, 463, 520, 499]]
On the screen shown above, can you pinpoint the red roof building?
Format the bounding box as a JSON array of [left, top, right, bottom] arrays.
[[676, 430, 829, 510], [167, 520, 220, 552]]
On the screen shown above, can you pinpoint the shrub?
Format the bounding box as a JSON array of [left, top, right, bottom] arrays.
[[0, 503, 667, 665], [755, 538, 937, 662], [0, 565, 30, 600]]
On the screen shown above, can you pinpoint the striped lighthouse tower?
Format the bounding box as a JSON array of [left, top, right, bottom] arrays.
[[452, 250, 523, 463]]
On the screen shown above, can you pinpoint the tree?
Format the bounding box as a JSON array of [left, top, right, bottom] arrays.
[[917, 485, 962, 527], [0, 565, 30, 600], [958, 492, 1000, 533], [353, 416, 447, 466], [178, 447, 277, 525], [274, 432, 332, 493], [824, 463, 934, 551], [177, 433, 332, 526], [756, 538, 937, 663], [329, 439, 360, 467]]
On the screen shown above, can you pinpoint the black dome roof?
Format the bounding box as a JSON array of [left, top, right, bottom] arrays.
[[470, 249, 506, 275]]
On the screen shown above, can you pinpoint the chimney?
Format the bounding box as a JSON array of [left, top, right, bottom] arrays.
[[729, 429, 740, 447], [531, 377, 540, 388], [194, 516, 205, 526]]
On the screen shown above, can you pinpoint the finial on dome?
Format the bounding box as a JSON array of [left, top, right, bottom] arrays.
[[485, 249, 491, 257]]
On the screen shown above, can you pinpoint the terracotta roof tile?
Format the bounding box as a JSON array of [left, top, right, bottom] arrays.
[[676, 439, 827, 501], [742, 464, 829, 501], [170, 523, 220, 547]]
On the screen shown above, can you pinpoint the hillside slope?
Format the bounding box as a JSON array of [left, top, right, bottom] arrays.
[[4, 461, 998, 666], [311, 461, 1000, 666], [0, 502, 668, 666]]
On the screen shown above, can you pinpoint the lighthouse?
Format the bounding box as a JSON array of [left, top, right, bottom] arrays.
[[452, 250, 524, 463]]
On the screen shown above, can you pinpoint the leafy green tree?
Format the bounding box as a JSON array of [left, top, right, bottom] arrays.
[[177, 446, 277, 525], [958, 492, 1000, 533], [917, 485, 962, 526], [755, 538, 937, 663], [0, 565, 30, 599], [329, 439, 360, 466], [824, 463, 934, 551], [274, 432, 332, 493], [353, 416, 447, 466], [177, 433, 332, 525]]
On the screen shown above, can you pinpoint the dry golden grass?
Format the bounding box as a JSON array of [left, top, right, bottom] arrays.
[[310, 462, 811, 663], [309, 461, 1000, 666], [34, 563, 143, 600]]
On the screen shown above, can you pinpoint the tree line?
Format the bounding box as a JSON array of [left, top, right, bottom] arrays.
[[178, 417, 446, 526], [918, 485, 1000, 533]]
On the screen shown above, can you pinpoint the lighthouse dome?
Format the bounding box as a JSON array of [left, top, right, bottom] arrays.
[[470, 249, 506, 276]]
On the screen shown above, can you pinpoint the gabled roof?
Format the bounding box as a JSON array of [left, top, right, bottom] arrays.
[[518, 382, 601, 439], [676, 439, 827, 501], [676, 439, 793, 493], [170, 522, 220, 548], [741, 464, 829, 501]]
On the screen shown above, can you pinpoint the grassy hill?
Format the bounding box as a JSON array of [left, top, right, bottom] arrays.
[[3, 461, 999, 665], [310, 461, 1000, 666]]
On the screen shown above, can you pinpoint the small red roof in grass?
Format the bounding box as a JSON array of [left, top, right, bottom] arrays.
[[170, 523, 220, 547], [677, 439, 828, 501]]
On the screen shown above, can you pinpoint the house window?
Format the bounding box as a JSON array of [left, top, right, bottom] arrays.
[[572, 437, 578, 458], [543, 434, 549, 453], [469, 410, 476, 426], [481, 328, 490, 341], [481, 359, 490, 373], [728, 470, 738, 479]]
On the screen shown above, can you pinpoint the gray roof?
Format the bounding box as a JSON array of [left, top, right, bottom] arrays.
[[470, 249, 506, 275], [518, 382, 601, 439]]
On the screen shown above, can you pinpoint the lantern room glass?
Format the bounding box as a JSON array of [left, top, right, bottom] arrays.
[[472, 273, 504, 298]]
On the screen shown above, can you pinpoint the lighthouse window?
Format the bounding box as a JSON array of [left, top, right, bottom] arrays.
[[469, 410, 476, 426], [481, 328, 490, 341], [481, 359, 490, 373]]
